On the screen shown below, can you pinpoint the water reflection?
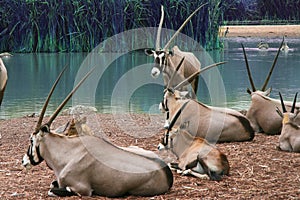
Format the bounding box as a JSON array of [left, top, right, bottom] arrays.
[[1, 38, 300, 119]]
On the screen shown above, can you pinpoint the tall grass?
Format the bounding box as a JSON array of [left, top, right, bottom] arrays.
[[0, 0, 226, 52]]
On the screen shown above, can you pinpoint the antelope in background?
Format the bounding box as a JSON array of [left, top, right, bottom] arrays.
[[158, 106, 229, 181], [145, 4, 207, 97], [0, 52, 12, 106], [22, 66, 173, 197], [160, 59, 254, 143], [276, 92, 300, 152], [242, 39, 300, 135]]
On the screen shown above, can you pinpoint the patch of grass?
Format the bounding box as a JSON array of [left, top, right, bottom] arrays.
[[0, 0, 226, 52]]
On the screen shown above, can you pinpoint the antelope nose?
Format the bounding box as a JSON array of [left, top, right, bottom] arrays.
[[157, 143, 165, 150], [151, 67, 160, 78]]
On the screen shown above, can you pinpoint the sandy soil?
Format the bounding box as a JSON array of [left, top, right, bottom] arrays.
[[219, 25, 300, 38], [1, 114, 300, 199]]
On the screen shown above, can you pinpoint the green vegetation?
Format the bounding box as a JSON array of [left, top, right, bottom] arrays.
[[1, 0, 298, 53], [0, 0, 227, 52], [223, 0, 300, 24]]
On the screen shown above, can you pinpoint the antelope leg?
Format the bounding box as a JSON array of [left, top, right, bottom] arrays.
[[182, 169, 209, 179]]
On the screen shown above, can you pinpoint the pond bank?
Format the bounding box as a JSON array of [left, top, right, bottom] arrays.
[[219, 25, 300, 38]]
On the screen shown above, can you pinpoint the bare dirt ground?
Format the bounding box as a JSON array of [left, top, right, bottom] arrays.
[[1, 113, 300, 199], [219, 25, 300, 38]]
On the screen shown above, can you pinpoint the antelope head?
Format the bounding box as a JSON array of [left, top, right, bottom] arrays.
[[145, 4, 207, 78], [277, 92, 300, 125], [241, 38, 284, 96], [22, 66, 94, 169], [160, 56, 225, 128]]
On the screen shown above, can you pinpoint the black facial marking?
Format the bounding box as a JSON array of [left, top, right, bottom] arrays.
[[27, 137, 44, 166]]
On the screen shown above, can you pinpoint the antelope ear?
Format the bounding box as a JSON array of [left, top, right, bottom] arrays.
[[40, 125, 50, 134], [144, 49, 154, 56], [246, 88, 252, 94], [179, 91, 189, 97], [174, 90, 181, 99], [264, 87, 272, 96], [167, 88, 175, 94]]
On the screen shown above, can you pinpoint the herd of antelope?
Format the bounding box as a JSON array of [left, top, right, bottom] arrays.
[[0, 3, 298, 198]]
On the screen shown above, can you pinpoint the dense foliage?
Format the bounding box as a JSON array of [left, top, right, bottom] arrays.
[[0, 0, 299, 53], [224, 0, 300, 23], [0, 0, 225, 52]]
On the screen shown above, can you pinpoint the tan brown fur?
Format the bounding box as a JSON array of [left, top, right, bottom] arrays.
[[159, 128, 229, 180]]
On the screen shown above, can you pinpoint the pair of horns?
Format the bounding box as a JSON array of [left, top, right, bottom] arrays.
[[279, 92, 298, 114], [242, 38, 284, 92], [156, 3, 208, 51], [34, 65, 94, 133], [166, 56, 226, 92]]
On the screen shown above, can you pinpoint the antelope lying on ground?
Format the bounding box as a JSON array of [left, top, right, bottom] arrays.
[[0, 52, 12, 106], [145, 4, 207, 97], [158, 106, 229, 180], [22, 66, 173, 197], [160, 58, 254, 143], [276, 92, 300, 152], [242, 39, 300, 134]]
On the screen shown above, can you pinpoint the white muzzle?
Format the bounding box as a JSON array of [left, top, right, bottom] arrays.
[[151, 67, 160, 78]]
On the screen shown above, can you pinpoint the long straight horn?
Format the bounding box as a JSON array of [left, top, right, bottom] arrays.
[[291, 92, 298, 113], [46, 68, 95, 127], [279, 92, 287, 113], [241, 43, 256, 92], [156, 5, 164, 50], [34, 65, 69, 133], [166, 57, 185, 89], [174, 61, 226, 90], [163, 3, 207, 50], [261, 38, 284, 91]]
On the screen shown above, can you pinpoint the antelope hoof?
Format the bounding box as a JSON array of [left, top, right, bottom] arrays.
[[48, 186, 75, 197]]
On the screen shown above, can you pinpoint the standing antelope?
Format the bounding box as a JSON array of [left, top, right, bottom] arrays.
[[158, 124, 229, 181], [22, 66, 173, 197], [276, 92, 300, 152], [145, 4, 206, 97], [160, 59, 254, 143], [0, 52, 12, 106], [242, 40, 300, 135]]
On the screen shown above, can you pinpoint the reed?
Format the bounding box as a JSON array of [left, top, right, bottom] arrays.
[[0, 0, 227, 52]]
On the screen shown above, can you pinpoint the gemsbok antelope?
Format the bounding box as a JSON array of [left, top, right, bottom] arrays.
[[160, 59, 254, 143], [0, 52, 12, 106], [145, 4, 207, 97], [242, 40, 300, 135], [158, 109, 230, 180], [276, 92, 300, 152], [22, 66, 173, 197]]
